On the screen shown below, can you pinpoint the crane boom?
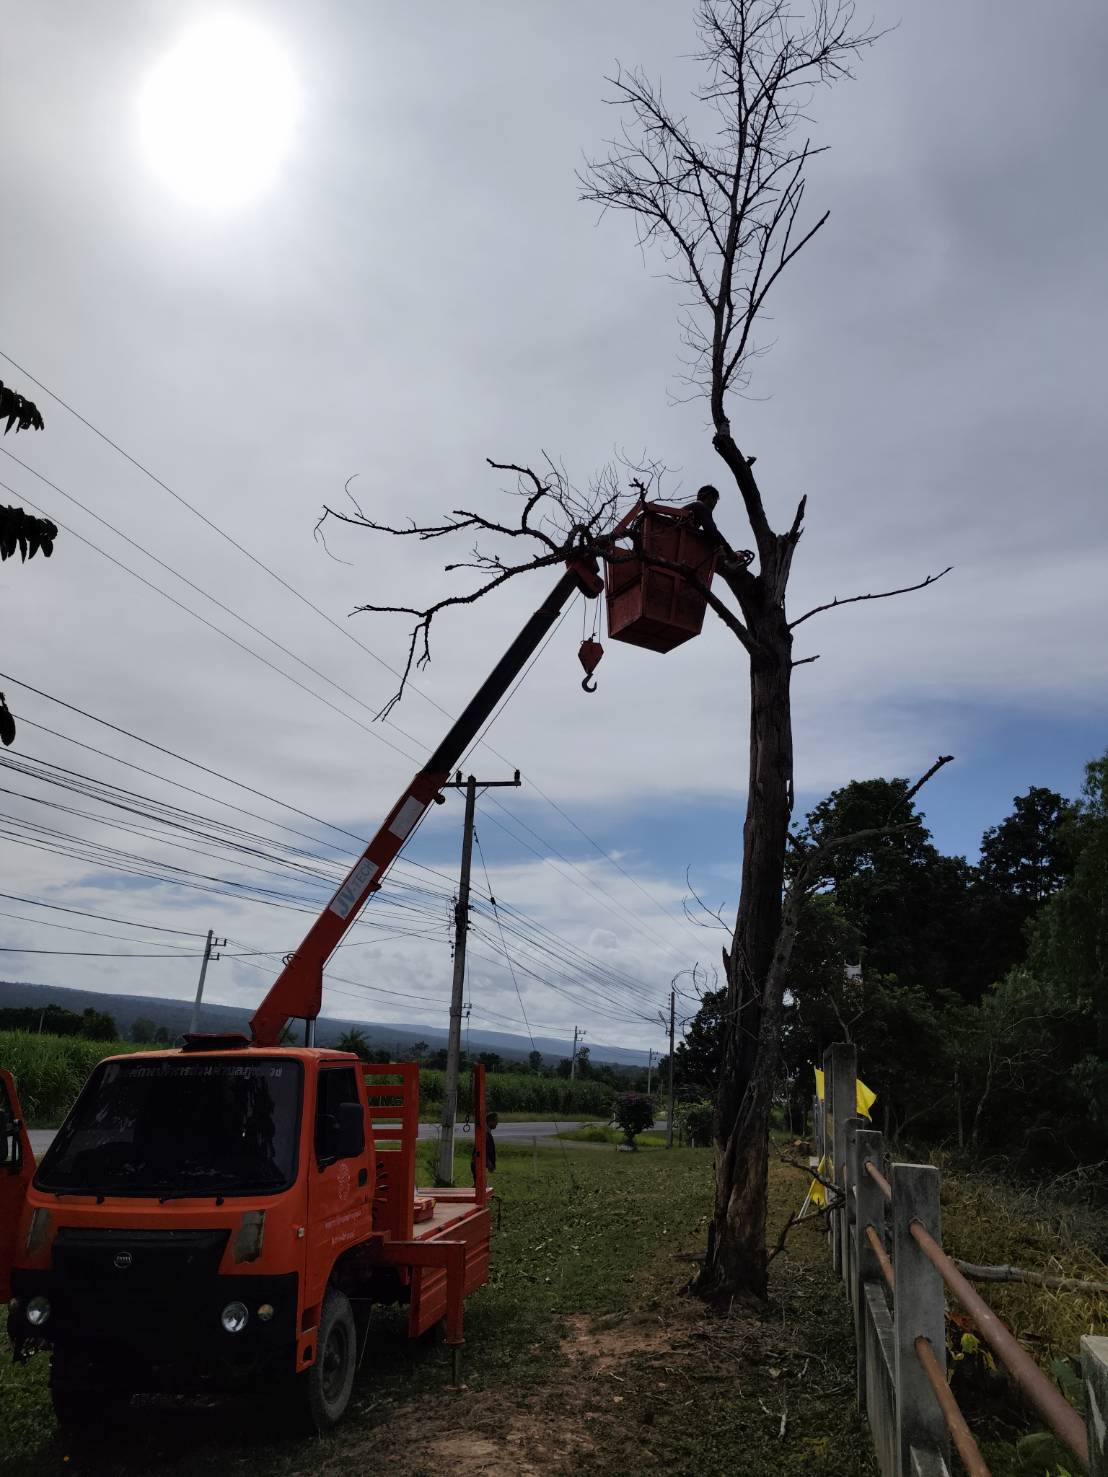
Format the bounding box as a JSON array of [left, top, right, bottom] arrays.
[[250, 557, 602, 1046]]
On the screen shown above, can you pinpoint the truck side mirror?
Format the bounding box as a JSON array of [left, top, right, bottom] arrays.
[[336, 1102, 365, 1161]]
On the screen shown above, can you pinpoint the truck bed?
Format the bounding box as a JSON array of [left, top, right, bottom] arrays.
[[413, 1192, 487, 1238]]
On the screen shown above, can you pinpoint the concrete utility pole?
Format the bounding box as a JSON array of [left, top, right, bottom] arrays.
[[189, 929, 226, 1035], [436, 769, 520, 1186], [646, 1047, 654, 1098], [569, 1025, 585, 1081], [666, 989, 676, 1148]]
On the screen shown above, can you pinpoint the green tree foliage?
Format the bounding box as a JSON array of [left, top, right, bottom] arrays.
[[0, 1005, 84, 1036], [80, 1008, 118, 1042], [528, 1050, 543, 1073], [674, 762, 1104, 1172], [0, 380, 44, 434], [0, 505, 57, 565], [613, 1092, 654, 1149], [980, 786, 1074, 903], [675, 1100, 714, 1147], [410, 1039, 430, 1061], [0, 1005, 123, 1043], [337, 1028, 373, 1061], [0, 378, 54, 749], [672, 987, 727, 1096], [130, 1017, 157, 1043]]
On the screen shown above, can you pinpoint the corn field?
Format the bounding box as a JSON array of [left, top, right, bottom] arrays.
[[0, 1032, 614, 1124]]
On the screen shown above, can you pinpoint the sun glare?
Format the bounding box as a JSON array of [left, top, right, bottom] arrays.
[[138, 17, 300, 208]]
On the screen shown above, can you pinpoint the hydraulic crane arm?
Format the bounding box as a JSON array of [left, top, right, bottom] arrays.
[[250, 557, 602, 1046]]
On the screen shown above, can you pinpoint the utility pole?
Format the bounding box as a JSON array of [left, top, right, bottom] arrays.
[[666, 989, 676, 1148], [189, 929, 226, 1035], [569, 1025, 585, 1081], [646, 1047, 654, 1098], [436, 769, 520, 1186]]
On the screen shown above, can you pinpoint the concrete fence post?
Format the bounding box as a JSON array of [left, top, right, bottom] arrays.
[[830, 1042, 857, 1280], [853, 1126, 887, 1412], [1082, 1335, 1108, 1477], [892, 1163, 949, 1477], [844, 1116, 866, 1311]]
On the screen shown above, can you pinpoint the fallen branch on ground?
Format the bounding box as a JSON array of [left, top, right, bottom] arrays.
[[953, 1260, 1108, 1296]]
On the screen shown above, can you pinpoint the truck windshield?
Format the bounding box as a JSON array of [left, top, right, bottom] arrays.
[[36, 1057, 302, 1198]]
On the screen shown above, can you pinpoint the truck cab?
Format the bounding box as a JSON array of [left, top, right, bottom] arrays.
[[2, 1046, 491, 1432]]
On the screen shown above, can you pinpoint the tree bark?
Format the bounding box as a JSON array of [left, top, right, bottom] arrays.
[[697, 608, 794, 1301]]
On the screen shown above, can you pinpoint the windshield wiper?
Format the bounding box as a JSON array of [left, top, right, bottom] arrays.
[[156, 1189, 226, 1204]]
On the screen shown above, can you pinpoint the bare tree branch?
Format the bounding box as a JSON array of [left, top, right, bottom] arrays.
[[789, 566, 953, 630]]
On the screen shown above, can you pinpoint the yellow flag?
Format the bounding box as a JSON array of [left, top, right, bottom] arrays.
[[813, 1064, 876, 1120], [808, 1155, 828, 1206]]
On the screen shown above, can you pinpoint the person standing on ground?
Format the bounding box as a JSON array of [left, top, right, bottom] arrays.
[[472, 1112, 497, 1184]]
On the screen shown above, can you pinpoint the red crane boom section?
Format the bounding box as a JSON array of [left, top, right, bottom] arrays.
[[249, 770, 448, 1045], [249, 556, 604, 1047]]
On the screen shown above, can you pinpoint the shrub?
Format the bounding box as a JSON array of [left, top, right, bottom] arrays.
[[676, 1100, 714, 1148], [613, 1092, 655, 1149]]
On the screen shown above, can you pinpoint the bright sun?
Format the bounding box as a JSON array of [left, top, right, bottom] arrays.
[[138, 17, 300, 208]]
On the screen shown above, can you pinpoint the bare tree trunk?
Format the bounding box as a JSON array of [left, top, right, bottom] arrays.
[[699, 616, 793, 1301]]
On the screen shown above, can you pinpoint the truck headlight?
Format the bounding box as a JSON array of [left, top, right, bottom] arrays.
[[26, 1295, 51, 1327], [220, 1300, 249, 1334]]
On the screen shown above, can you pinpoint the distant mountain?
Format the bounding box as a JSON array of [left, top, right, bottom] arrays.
[[0, 980, 651, 1068]]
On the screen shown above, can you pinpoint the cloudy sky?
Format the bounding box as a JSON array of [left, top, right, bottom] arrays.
[[1, 2, 1105, 1058]]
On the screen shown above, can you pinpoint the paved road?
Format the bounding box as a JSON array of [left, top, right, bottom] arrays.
[[28, 1120, 585, 1160]]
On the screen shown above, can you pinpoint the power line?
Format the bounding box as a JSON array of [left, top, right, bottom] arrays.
[[0, 890, 203, 936], [1, 677, 672, 1017], [3, 481, 421, 766], [0, 447, 439, 758], [0, 346, 708, 955]]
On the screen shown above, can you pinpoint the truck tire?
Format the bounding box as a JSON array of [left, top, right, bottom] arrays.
[[300, 1288, 357, 1433]]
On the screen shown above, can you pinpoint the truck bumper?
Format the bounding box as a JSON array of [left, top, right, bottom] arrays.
[[9, 1266, 299, 1393]]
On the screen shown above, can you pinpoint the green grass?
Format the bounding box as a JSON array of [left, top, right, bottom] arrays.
[[556, 1124, 671, 1148]]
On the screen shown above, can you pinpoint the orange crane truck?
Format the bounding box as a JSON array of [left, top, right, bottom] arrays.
[[0, 551, 609, 1433]]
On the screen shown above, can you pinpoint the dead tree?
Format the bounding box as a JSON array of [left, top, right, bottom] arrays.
[[321, 1, 952, 1300]]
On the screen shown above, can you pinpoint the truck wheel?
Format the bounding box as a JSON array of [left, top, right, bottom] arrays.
[[301, 1288, 357, 1432]]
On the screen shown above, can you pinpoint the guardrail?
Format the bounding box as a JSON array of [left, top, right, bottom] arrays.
[[816, 1042, 1107, 1477]]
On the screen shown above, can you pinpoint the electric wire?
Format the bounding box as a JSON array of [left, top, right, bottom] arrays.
[[0, 347, 708, 956]]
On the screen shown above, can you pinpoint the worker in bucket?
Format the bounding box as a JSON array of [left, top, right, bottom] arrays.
[[472, 1111, 498, 1184], [686, 485, 754, 570]]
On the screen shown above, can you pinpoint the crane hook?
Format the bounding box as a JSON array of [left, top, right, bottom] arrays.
[[578, 637, 603, 695]]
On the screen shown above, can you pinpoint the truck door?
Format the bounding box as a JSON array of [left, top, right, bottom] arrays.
[[307, 1065, 374, 1304], [0, 1070, 34, 1302]]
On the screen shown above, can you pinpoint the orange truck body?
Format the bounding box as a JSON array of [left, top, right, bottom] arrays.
[[1, 1055, 490, 1398]]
